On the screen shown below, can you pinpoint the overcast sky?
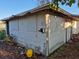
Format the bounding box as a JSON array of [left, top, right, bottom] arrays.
[[0, 0, 79, 19]]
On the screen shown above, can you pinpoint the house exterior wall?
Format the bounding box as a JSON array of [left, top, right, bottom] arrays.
[[48, 15, 71, 55], [8, 13, 72, 56], [66, 27, 71, 41], [9, 14, 46, 55], [72, 20, 79, 34], [76, 21, 79, 34]]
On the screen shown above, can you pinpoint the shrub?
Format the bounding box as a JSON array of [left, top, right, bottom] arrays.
[[0, 30, 6, 40]]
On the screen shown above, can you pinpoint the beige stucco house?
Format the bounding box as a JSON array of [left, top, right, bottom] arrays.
[[71, 15, 79, 34], [2, 5, 76, 56], [0, 21, 6, 31]]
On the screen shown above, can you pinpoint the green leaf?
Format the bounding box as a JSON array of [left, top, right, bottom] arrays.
[[50, 0, 78, 7], [69, 0, 73, 6]]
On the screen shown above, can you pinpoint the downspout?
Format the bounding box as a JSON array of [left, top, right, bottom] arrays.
[[64, 20, 67, 43], [45, 14, 50, 56], [70, 21, 73, 40], [65, 28, 67, 43]]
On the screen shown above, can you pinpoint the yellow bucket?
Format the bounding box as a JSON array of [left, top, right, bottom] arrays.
[[26, 49, 33, 58]]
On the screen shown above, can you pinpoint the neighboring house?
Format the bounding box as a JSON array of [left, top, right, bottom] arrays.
[[0, 21, 6, 31], [71, 15, 79, 34], [2, 5, 76, 56]]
